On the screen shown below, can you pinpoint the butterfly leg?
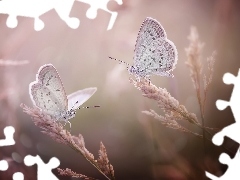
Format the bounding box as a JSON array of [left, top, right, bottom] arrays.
[[66, 121, 72, 131], [143, 76, 151, 85], [60, 120, 72, 132], [58, 120, 71, 132], [135, 74, 141, 82], [58, 120, 67, 127]]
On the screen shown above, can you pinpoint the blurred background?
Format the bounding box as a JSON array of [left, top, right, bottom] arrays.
[[0, 0, 240, 179]]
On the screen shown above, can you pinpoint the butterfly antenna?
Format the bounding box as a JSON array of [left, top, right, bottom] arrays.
[[76, 105, 100, 110], [109, 56, 131, 70], [71, 100, 100, 110]]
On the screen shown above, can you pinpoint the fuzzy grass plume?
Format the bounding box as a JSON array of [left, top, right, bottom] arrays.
[[130, 78, 203, 138], [185, 26, 216, 116], [185, 27, 216, 152], [21, 104, 115, 180]]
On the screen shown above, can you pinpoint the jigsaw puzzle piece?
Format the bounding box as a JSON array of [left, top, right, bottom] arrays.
[[33, 18, 45, 31], [0, 0, 18, 28], [0, 159, 24, 179], [205, 153, 228, 180], [0, 0, 51, 30], [12, 172, 24, 180], [54, 0, 80, 29], [212, 121, 240, 146], [76, 0, 122, 30], [206, 69, 240, 179], [0, 160, 8, 171], [0, 0, 80, 30], [6, 15, 18, 28], [218, 70, 240, 119], [207, 147, 240, 179], [222, 72, 236, 85], [0, 126, 15, 147], [213, 69, 240, 146], [216, 100, 229, 111], [206, 171, 220, 180], [24, 155, 60, 180], [215, 72, 235, 111]]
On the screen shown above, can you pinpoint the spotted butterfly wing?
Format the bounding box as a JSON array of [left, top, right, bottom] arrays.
[[29, 64, 68, 118], [133, 17, 178, 77]]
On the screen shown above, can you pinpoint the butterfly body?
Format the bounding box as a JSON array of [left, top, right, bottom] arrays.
[[52, 108, 76, 121]]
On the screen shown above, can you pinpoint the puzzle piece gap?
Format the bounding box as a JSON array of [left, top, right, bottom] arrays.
[[223, 73, 235, 85], [0, 126, 15, 146], [0, 160, 8, 171], [12, 172, 24, 180], [206, 69, 240, 179], [216, 100, 229, 111], [212, 133, 224, 146], [24, 155, 60, 180], [0, 0, 122, 30]]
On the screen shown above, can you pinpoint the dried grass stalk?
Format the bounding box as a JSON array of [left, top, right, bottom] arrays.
[[142, 109, 202, 138], [21, 104, 115, 180], [185, 27, 218, 150], [185, 27, 217, 153], [130, 78, 199, 126], [98, 142, 115, 178], [204, 51, 216, 91], [185, 26, 205, 134], [185, 26, 204, 112], [58, 168, 98, 180], [203, 51, 217, 113]]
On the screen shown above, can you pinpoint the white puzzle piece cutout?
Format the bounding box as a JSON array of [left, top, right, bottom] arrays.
[[0, 160, 8, 171], [12, 172, 24, 180], [206, 147, 240, 180], [206, 69, 240, 179], [24, 155, 60, 180], [76, 0, 122, 30], [0, 126, 24, 180], [0, 159, 24, 180], [0, 126, 15, 146], [0, 0, 79, 31], [0, 0, 122, 31]]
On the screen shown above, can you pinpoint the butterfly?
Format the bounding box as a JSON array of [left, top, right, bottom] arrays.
[[110, 17, 178, 80], [29, 64, 99, 126]]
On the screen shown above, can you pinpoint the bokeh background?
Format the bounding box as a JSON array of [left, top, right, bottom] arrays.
[[0, 0, 240, 179]]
